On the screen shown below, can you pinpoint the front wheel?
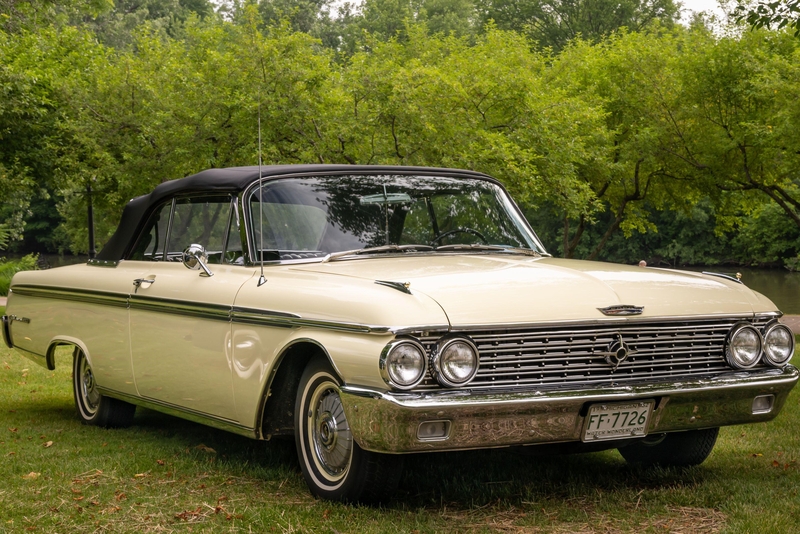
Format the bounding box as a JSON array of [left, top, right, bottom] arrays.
[[618, 427, 719, 467], [295, 356, 403, 503], [72, 348, 136, 428]]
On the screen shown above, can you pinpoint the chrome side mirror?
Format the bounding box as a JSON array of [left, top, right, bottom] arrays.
[[182, 244, 214, 277]]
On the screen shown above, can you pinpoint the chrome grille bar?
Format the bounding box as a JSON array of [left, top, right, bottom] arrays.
[[415, 317, 773, 391]]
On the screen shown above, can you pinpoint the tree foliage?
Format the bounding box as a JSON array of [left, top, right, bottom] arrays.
[[475, 0, 680, 51], [2, 0, 800, 267], [737, 0, 800, 36]]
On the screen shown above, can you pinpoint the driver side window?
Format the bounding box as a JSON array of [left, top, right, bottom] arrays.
[[129, 195, 243, 264]]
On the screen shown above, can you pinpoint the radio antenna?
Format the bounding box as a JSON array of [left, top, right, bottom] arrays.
[[257, 101, 266, 287]]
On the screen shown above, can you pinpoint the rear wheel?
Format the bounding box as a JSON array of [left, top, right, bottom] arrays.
[[618, 428, 719, 467], [72, 348, 136, 428], [295, 356, 403, 503]]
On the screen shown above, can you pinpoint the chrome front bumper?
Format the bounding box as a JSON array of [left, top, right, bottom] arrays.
[[340, 366, 799, 453]]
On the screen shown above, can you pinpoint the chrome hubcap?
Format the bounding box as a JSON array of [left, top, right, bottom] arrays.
[[80, 358, 100, 414], [310, 384, 353, 479]]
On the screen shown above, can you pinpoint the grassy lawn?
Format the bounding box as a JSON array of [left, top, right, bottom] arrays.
[[0, 339, 798, 533]]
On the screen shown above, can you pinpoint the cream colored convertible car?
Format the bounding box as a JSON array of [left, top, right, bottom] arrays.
[[3, 165, 798, 502]]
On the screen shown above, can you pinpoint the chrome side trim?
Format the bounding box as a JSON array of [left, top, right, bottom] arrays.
[[8, 284, 406, 334], [129, 295, 230, 321], [231, 306, 394, 334], [339, 365, 799, 453], [393, 325, 451, 336], [231, 306, 301, 328], [96, 387, 258, 439], [10, 285, 128, 308], [2, 315, 12, 348], [87, 259, 120, 267], [703, 271, 743, 284]]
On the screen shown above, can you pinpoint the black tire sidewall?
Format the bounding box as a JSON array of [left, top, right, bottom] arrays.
[[73, 349, 101, 424]]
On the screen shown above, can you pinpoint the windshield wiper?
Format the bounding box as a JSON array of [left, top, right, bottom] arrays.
[[321, 244, 434, 263], [433, 244, 542, 257]]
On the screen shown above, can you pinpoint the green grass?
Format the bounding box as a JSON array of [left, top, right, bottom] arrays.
[[1, 346, 798, 533]]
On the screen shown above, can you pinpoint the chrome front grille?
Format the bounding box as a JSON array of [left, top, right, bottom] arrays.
[[416, 317, 773, 391]]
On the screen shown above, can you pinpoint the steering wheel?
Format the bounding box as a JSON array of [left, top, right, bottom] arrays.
[[430, 227, 488, 246]]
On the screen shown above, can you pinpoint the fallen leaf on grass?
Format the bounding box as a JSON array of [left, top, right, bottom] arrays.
[[175, 506, 203, 521], [195, 444, 216, 454], [773, 460, 781, 467], [156, 459, 165, 466], [115, 493, 126, 501], [43, 441, 53, 448], [22, 472, 40, 480], [133, 473, 147, 479], [751, 453, 763, 458], [7, 452, 15, 456], [8, 428, 17, 433]]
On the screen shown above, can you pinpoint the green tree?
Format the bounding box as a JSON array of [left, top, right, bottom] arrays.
[[475, 0, 679, 51], [0, 25, 104, 246], [548, 29, 702, 258], [331, 27, 608, 216], [76, 0, 215, 49], [54, 11, 339, 250], [668, 30, 800, 233], [737, 0, 800, 36]]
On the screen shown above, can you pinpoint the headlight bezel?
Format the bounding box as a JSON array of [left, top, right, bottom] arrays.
[[762, 321, 795, 367], [725, 323, 763, 369], [431, 336, 480, 388], [379, 339, 428, 390]]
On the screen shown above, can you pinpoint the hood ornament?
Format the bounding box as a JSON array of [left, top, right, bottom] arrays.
[[598, 304, 644, 316], [597, 334, 637, 370]]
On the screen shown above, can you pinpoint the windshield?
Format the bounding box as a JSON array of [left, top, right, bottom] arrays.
[[247, 175, 543, 261]]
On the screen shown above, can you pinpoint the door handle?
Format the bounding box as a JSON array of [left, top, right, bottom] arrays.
[[133, 278, 156, 288]]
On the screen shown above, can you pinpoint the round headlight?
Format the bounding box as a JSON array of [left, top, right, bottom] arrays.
[[380, 340, 427, 390], [432, 337, 479, 387], [763, 323, 795, 367], [725, 324, 762, 369]]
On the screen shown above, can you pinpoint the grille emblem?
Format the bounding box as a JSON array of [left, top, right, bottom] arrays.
[[598, 334, 637, 370], [598, 305, 644, 316]]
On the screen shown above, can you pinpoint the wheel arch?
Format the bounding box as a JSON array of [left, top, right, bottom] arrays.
[[45, 336, 90, 370], [256, 338, 340, 440]]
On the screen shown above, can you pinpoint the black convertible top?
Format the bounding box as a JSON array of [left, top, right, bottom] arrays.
[[95, 164, 494, 263]]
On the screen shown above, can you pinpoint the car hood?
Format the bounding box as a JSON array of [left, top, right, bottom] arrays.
[[293, 255, 777, 327]]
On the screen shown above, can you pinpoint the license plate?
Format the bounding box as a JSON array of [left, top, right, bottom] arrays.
[[582, 400, 654, 442]]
